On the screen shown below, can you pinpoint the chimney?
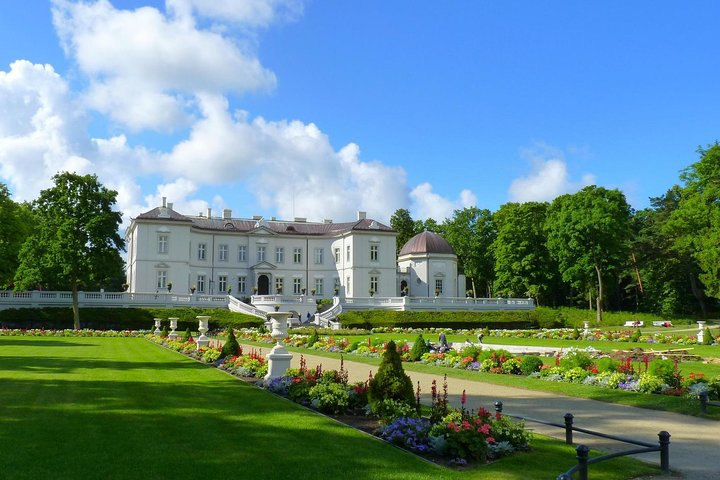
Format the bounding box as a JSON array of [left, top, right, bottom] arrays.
[[207, 208, 212, 218], [167, 202, 173, 210], [162, 197, 167, 208], [222, 209, 232, 220], [357, 211, 367, 220]]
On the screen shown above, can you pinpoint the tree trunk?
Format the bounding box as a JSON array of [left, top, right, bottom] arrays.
[[71, 282, 80, 330], [688, 271, 708, 317], [471, 278, 477, 298], [595, 264, 603, 324]]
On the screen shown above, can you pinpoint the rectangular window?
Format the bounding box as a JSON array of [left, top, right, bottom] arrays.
[[275, 277, 284, 294], [257, 246, 266, 262], [198, 243, 207, 261], [370, 275, 378, 295], [314, 248, 324, 264], [238, 245, 247, 262], [218, 275, 227, 293], [238, 276, 246, 294], [435, 279, 444, 295], [293, 247, 302, 264], [276, 247, 284, 264], [158, 235, 168, 254], [197, 275, 206, 293], [346, 245, 351, 262], [346, 276, 351, 296], [293, 278, 302, 294], [314, 278, 324, 296], [156, 270, 167, 289], [334, 247, 340, 263], [334, 277, 341, 293], [370, 244, 379, 262], [219, 244, 228, 261]]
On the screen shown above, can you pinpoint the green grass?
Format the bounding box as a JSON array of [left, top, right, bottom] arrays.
[[0, 336, 658, 479]]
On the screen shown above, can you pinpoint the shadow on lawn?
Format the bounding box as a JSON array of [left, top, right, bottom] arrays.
[[0, 338, 96, 347], [0, 355, 212, 373], [0, 376, 448, 480]]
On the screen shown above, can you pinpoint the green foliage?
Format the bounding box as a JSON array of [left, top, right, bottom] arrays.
[[648, 359, 681, 388], [559, 350, 593, 370], [703, 327, 714, 345], [368, 341, 415, 414], [338, 310, 538, 329], [221, 328, 240, 358], [390, 208, 420, 256], [160, 325, 169, 338], [520, 356, 544, 375], [0, 184, 31, 289], [372, 398, 419, 424], [630, 329, 642, 342], [307, 328, 319, 347], [308, 383, 350, 414], [182, 328, 192, 342], [545, 185, 632, 322], [596, 357, 620, 373], [14, 173, 126, 329], [409, 334, 430, 361]]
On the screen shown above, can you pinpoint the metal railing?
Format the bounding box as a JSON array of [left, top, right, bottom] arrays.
[[492, 402, 670, 480], [699, 391, 720, 415]]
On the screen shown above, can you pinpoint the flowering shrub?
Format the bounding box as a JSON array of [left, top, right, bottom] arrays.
[[309, 383, 350, 413], [0, 328, 143, 337], [431, 411, 495, 462]]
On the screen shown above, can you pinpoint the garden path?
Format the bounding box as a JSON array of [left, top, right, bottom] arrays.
[[251, 346, 718, 479]]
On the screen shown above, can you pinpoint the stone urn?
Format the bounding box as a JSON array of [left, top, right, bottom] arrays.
[[698, 321, 707, 344], [153, 318, 162, 335], [583, 321, 590, 337], [196, 316, 210, 349], [265, 311, 293, 380], [168, 317, 179, 340]]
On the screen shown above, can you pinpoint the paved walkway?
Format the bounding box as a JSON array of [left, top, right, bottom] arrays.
[[247, 344, 718, 479]]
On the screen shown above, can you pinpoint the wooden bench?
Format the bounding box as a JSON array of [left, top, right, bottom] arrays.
[[623, 321, 644, 327]]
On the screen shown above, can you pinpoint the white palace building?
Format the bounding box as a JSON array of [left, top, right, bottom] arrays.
[[0, 199, 534, 324]]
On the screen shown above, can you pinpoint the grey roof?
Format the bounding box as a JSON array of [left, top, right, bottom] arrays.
[[135, 208, 394, 236], [398, 231, 455, 256]]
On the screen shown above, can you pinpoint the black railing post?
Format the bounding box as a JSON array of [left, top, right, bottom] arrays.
[[494, 401, 503, 414], [576, 444, 589, 480], [699, 391, 708, 415], [659, 431, 670, 473], [564, 413, 574, 444]]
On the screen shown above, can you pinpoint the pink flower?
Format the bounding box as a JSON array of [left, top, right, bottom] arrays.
[[478, 423, 491, 435], [486, 436, 496, 444], [447, 422, 456, 429]]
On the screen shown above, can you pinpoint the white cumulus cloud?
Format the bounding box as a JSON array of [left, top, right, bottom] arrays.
[[508, 144, 595, 203], [410, 182, 477, 222]]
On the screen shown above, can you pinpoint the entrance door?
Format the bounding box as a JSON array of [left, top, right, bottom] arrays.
[[257, 275, 270, 295], [400, 280, 408, 296]]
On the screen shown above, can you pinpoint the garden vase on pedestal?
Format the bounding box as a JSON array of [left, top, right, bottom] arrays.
[[583, 321, 590, 337], [168, 317, 179, 340], [264, 312, 293, 380], [196, 316, 210, 349], [698, 321, 707, 344], [153, 318, 162, 335]]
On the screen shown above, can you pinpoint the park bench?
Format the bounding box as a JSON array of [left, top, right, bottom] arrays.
[[652, 321, 673, 327], [623, 320, 644, 327]]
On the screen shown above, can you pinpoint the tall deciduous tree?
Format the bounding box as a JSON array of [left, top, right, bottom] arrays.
[[0, 183, 31, 288], [667, 143, 720, 302], [390, 208, 418, 255], [493, 202, 558, 305], [545, 186, 632, 323], [14, 173, 125, 329], [442, 207, 496, 297]]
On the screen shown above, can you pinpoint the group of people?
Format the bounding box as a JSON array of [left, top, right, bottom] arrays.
[[435, 331, 483, 353]]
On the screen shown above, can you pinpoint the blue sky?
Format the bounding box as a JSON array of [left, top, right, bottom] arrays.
[[1, 1, 718, 227]]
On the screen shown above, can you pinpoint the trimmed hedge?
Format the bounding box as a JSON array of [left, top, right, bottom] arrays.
[[336, 310, 553, 330], [0, 307, 262, 331]]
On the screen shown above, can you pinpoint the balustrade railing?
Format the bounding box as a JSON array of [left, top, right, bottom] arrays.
[[0, 290, 230, 310]]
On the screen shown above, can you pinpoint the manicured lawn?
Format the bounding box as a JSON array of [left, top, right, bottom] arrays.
[[0, 336, 658, 479]]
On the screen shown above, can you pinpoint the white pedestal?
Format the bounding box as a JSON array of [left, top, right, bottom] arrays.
[[264, 312, 293, 379], [196, 316, 210, 350], [698, 321, 707, 343], [168, 317, 179, 340], [153, 318, 162, 335]]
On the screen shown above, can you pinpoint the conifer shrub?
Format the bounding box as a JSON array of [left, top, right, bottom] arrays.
[[368, 341, 415, 414], [182, 328, 192, 342], [160, 325, 169, 338], [307, 328, 319, 348], [221, 328, 240, 358], [408, 333, 430, 361], [630, 328, 642, 342], [703, 327, 714, 345]]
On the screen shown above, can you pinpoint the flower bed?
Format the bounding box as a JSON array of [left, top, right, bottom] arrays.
[[0, 328, 143, 337], [259, 358, 531, 466]]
